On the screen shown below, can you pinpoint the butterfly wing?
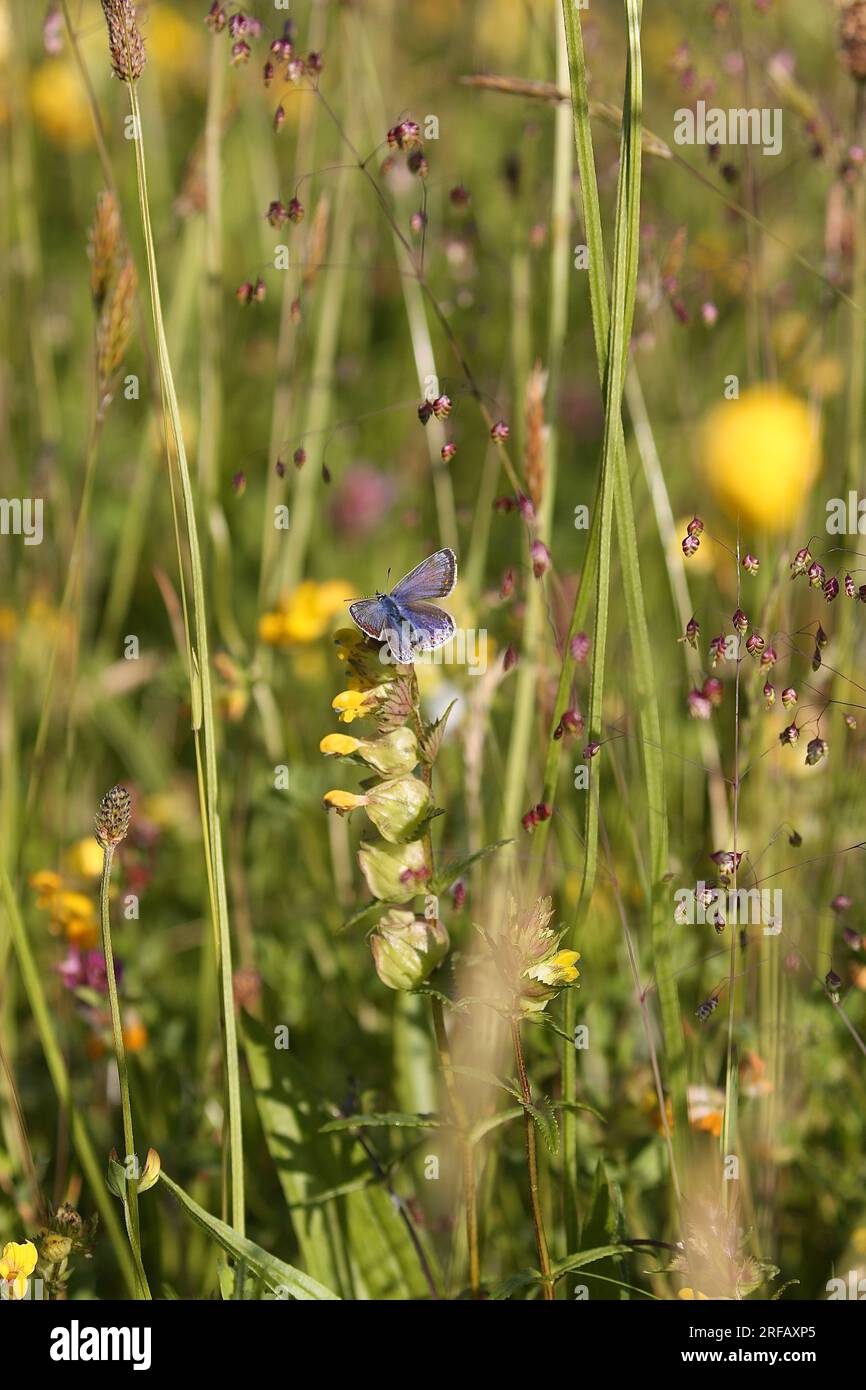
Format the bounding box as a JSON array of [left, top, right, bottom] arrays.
[[390, 547, 457, 602], [348, 597, 388, 640], [390, 599, 456, 658]]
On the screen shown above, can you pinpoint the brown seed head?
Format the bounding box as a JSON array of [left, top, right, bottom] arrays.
[[100, 0, 146, 83], [88, 192, 121, 309], [96, 258, 137, 405], [841, 1, 866, 80], [95, 785, 131, 849]]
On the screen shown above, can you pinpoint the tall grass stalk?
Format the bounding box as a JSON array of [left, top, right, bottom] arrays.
[[558, 0, 687, 1243], [98, 843, 150, 1298], [124, 73, 245, 1237], [502, 7, 573, 852]]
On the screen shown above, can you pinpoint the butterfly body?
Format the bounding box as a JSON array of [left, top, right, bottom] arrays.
[[349, 548, 457, 665]]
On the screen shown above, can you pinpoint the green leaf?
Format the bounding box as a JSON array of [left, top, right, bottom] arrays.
[[338, 899, 380, 933], [488, 1268, 542, 1300], [576, 1159, 626, 1300], [242, 1012, 440, 1299], [551, 1245, 634, 1280], [320, 1112, 445, 1133], [159, 1172, 341, 1300], [430, 839, 512, 894], [487, 1246, 631, 1299], [526, 1093, 559, 1156], [468, 1107, 524, 1146], [418, 699, 457, 763]]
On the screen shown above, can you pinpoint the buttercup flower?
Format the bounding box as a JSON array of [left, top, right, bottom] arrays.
[[0, 1240, 38, 1300], [259, 580, 354, 646], [701, 386, 820, 530], [65, 837, 104, 879], [29, 61, 94, 149], [30, 873, 99, 949]]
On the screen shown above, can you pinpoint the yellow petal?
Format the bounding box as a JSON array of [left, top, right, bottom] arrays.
[[323, 789, 369, 813], [65, 837, 104, 879], [320, 733, 361, 756]]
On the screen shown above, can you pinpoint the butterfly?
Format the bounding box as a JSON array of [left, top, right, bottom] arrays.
[[349, 548, 457, 665]]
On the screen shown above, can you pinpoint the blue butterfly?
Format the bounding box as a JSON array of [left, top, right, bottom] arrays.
[[349, 548, 457, 665]]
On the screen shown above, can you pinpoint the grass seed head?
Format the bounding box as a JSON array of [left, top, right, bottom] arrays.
[[100, 0, 146, 83]]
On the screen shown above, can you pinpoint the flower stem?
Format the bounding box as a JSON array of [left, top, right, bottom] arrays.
[[99, 845, 150, 1299], [430, 995, 480, 1298], [510, 1017, 554, 1300]]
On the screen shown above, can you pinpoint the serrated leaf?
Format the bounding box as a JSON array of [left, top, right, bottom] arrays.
[[526, 1093, 559, 1155], [418, 699, 457, 763], [338, 899, 380, 933], [488, 1268, 541, 1300], [320, 1112, 445, 1133], [487, 1246, 631, 1299], [551, 1245, 634, 1279], [430, 839, 512, 894], [376, 675, 416, 732]]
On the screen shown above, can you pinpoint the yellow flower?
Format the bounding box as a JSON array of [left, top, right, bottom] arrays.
[[323, 789, 369, 815], [122, 1016, 148, 1053], [0, 1240, 38, 1300], [332, 689, 375, 724], [30, 60, 94, 149], [700, 385, 820, 531], [258, 612, 286, 645], [688, 1083, 725, 1138], [65, 837, 104, 879], [147, 6, 203, 77], [643, 1090, 675, 1136], [32, 876, 99, 948], [30, 869, 63, 907], [527, 948, 581, 987], [64, 916, 99, 950], [334, 629, 366, 661], [0, 607, 17, 641], [320, 733, 362, 756], [53, 890, 96, 926], [678, 1287, 709, 1301], [260, 580, 354, 646], [333, 628, 390, 690]]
